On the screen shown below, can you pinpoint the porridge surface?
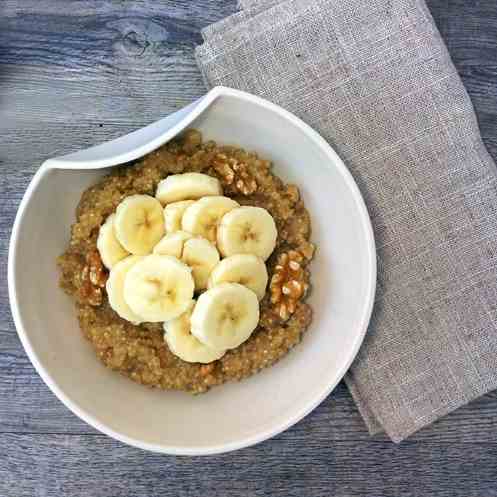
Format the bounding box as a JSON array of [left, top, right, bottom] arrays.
[[58, 130, 314, 393]]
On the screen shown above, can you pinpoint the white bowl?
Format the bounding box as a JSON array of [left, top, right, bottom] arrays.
[[8, 87, 376, 455]]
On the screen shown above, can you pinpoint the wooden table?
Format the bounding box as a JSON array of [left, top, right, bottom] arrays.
[[2, 1, 497, 495]]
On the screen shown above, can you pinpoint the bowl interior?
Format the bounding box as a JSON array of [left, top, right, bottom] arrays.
[[11, 92, 375, 454]]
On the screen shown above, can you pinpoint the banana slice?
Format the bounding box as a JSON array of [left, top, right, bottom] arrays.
[[96, 214, 130, 269], [164, 301, 226, 364], [181, 237, 220, 290], [191, 283, 259, 350], [106, 255, 144, 324], [217, 206, 277, 261], [114, 195, 165, 255], [153, 231, 192, 258], [156, 173, 222, 205], [182, 196, 239, 243], [124, 254, 195, 322], [164, 200, 195, 232], [208, 254, 268, 300]]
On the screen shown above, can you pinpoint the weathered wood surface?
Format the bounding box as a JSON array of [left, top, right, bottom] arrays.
[[1, 1, 497, 495]]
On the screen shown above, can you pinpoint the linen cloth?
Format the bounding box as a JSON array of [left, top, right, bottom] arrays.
[[195, 0, 497, 442]]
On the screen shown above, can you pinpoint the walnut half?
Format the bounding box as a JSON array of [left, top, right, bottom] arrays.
[[212, 153, 257, 195], [78, 249, 108, 306], [270, 250, 309, 321]]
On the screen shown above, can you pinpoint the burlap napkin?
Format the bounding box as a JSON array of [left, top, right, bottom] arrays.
[[195, 0, 497, 442]]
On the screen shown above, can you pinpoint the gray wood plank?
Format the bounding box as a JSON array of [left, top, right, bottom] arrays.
[[1, 433, 497, 497]]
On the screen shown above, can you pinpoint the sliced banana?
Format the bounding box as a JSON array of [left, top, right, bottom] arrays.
[[124, 254, 195, 322], [217, 206, 277, 261], [164, 301, 226, 364], [182, 196, 239, 243], [208, 254, 268, 300], [153, 231, 192, 258], [114, 195, 165, 255], [96, 214, 129, 269], [191, 283, 259, 350], [164, 200, 195, 232], [181, 237, 220, 290], [106, 255, 144, 324], [156, 173, 222, 205]]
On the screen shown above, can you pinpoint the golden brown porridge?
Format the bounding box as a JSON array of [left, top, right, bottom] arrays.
[[57, 130, 314, 393]]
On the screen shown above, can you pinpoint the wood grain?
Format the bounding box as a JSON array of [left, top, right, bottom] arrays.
[[1, 0, 497, 495], [2, 433, 497, 497]]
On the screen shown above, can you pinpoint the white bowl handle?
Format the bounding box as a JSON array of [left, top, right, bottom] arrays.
[[42, 88, 222, 170]]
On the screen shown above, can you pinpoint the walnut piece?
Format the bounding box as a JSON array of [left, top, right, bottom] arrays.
[[87, 249, 107, 288], [212, 153, 257, 195], [78, 249, 108, 306], [270, 250, 309, 321]]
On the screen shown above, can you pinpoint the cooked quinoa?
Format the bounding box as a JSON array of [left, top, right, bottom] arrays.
[[57, 130, 314, 393]]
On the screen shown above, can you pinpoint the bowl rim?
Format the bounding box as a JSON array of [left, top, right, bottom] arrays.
[[8, 86, 376, 455]]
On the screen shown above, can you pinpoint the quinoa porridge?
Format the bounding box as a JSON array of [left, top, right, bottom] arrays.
[[57, 130, 314, 393]]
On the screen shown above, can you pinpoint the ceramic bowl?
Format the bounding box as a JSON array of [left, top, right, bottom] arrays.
[[9, 87, 376, 455]]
